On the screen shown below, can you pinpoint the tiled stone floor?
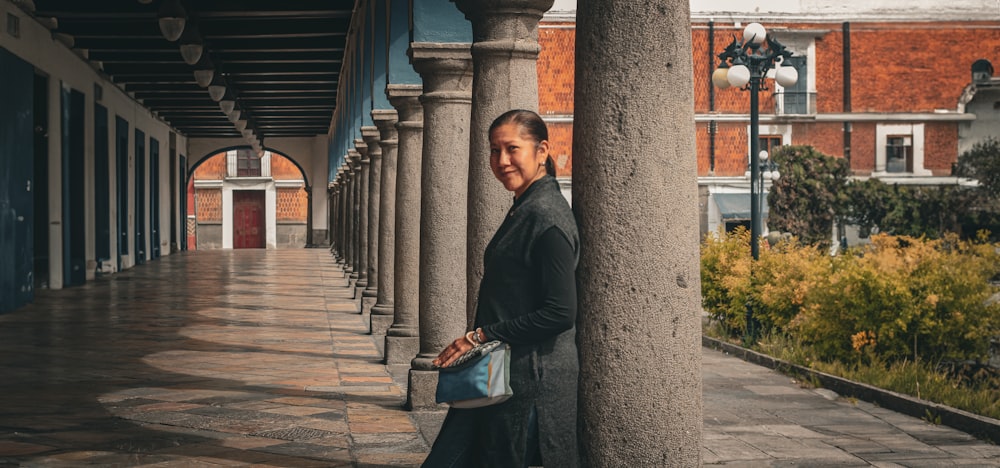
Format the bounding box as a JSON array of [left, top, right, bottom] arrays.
[[0, 250, 426, 467], [3, 249, 1000, 467]]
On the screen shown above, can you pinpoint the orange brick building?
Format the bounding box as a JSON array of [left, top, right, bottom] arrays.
[[537, 13, 1000, 237], [187, 150, 309, 249]]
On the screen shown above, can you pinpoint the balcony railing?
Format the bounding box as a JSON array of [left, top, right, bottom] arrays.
[[773, 91, 817, 115]]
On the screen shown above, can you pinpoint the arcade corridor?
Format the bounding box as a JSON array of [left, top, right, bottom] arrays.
[[2, 249, 998, 466], [0, 249, 427, 466]]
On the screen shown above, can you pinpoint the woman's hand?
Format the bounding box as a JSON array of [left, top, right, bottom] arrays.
[[432, 335, 475, 368]]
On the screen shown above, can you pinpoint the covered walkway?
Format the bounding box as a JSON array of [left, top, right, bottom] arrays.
[[1, 250, 998, 467]]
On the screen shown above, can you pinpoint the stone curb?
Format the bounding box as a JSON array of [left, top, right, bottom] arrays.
[[702, 335, 1000, 445]]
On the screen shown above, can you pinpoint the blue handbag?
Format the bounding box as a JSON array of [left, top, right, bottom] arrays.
[[435, 341, 513, 408]]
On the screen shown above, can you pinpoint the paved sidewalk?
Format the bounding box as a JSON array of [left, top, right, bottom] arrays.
[[0, 250, 997, 467]]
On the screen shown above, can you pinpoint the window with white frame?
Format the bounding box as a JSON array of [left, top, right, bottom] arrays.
[[750, 125, 792, 164], [236, 149, 261, 177], [760, 135, 783, 156], [875, 124, 929, 175], [885, 135, 913, 173]]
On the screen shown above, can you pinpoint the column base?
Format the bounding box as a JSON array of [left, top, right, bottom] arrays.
[[407, 368, 446, 411], [361, 295, 377, 315], [385, 334, 420, 365], [370, 313, 394, 337], [361, 288, 378, 314]]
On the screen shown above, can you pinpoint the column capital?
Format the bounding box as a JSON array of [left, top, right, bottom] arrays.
[[361, 126, 381, 160], [386, 83, 423, 100], [453, 0, 553, 41], [361, 125, 380, 140], [387, 85, 424, 124], [409, 42, 473, 97], [354, 138, 370, 161], [372, 109, 399, 129], [372, 109, 399, 147], [347, 150, 362, 170]]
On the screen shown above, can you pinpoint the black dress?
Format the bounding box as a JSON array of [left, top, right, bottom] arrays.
[[423, 175, 580, 468]]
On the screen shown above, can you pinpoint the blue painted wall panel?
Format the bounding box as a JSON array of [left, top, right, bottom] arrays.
[[372, 0, 390, 109], [412, 0, 470, 43], [94, 105, 111, 264], [387, 0, 420, 85], [0, 47, 35, 313], [61, 86, 86, 287]]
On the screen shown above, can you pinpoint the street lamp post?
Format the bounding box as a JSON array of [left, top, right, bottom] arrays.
[[713, 23, 798, 260], [747, 149, 781, 239]]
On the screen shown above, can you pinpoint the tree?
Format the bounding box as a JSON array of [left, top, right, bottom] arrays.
[[956, 137, 1000, 199], [768, 145, 851, 248], [954, 137, 1000, 240]]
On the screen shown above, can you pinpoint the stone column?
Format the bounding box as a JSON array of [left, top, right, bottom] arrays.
[[454, 0, 553, 326], [361, 127, 382, 315], [337, 165, 349, 266], [355, 139, 371, 294], [305, 185, 314, 246], [326, 180, 342, 261], [574, 1, 702, 465], [329, 182, 340, 258], [370, 108, 400, 337], [348, 150, 362, 283], [406, 43, 473, 410], [385, 85, 423, 365]]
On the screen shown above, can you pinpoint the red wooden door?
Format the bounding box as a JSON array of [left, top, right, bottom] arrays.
[[233, 190, 265, 249]]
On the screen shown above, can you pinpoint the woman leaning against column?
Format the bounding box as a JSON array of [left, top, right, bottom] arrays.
[[423, 109, 580, 468]]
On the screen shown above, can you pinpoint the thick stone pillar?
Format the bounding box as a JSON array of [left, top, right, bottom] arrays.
[[361, 127, 382, 315], [355, 139, 371, 293], [406, 43, 473, 410], [370, 109, 400, 337], [574, 2, 702, 465], [384, 85, 423, 365], [454, 0, 553, 325]]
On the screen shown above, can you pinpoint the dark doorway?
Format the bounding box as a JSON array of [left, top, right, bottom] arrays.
[[233, 190, 265, 249], [33, 73, 50, 290], [0, 47, 35, 313], [115, 116, 129, 272], [134, 129, 146, 265], [94, 104, 111, 272], [61, 85, 86, 287], [149, 137, 160, 260]]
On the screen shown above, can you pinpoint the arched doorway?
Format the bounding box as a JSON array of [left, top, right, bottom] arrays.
[[186, 148, 310, 249]]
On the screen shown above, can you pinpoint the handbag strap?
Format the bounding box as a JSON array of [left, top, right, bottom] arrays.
[[443, 340, 503, 369]]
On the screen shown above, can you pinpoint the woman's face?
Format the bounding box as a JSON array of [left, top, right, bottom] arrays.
[[489, 123, 549, 198]]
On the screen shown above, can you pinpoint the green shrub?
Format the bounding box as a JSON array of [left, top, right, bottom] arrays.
[[701, 227, 753, 331], [701, 230, 1000, 364]]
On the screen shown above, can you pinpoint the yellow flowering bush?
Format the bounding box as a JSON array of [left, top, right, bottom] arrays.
[[701, 230, 1000, 364]]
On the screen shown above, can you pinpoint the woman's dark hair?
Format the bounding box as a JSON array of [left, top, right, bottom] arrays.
[[489, 109, 556, 176]]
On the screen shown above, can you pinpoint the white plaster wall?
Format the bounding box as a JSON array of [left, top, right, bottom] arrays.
[[1, 0, 186, 288], [960, 88, 1000, 156]]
